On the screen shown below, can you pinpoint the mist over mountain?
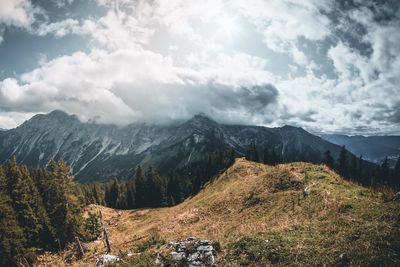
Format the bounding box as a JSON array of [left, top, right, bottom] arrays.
[[0, 110, 347, 182]]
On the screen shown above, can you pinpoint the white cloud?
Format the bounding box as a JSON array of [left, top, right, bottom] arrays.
[[0, 0, 400, 135], [0, 0, 38, 27]]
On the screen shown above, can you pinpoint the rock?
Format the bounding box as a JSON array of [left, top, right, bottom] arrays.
[[159, 237, 216, 266], [171, 251, 185, 261], [96, 254, 121, 266]]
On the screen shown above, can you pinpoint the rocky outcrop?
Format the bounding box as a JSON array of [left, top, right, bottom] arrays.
[[157, 237, 216, 267]]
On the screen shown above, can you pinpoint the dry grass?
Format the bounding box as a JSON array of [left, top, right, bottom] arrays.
[[35, 159, 400, 266]]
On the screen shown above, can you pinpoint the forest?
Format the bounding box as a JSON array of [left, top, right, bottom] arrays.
[[1, 146, 399, 266]]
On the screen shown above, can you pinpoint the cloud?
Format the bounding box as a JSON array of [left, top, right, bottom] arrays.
[[0, 0, 39, 27], [0, 46, 279, 126], [0, 0, 400, 135]]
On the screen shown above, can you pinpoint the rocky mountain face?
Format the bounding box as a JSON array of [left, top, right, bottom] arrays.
[[0, 110, 344, 182], [321, 134, 400, 167]]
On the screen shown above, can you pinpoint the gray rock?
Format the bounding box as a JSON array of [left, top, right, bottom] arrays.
[[159, 237, 216, 266], [95, 254, 121, 266]]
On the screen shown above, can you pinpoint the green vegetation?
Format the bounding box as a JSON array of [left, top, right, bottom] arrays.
[[79, 149, 236, 209], [0, 159, 95, 266]]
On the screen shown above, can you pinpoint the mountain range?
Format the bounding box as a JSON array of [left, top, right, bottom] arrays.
[[321, 134, 400, 167], [0, 110, 359, 182]]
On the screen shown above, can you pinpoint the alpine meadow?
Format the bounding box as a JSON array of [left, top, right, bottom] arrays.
[[0, 0, 399, 266]]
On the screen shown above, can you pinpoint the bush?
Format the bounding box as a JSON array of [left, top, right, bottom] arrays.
[[83, 212, 102, 241]]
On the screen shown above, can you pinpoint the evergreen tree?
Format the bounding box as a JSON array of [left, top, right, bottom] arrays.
[[337, 146, 348, 177], [270, 148, 280, 165], [135, 165, 147, 207], [105, 179, 120, 208], [246, 143, 259, 162], [394, 157, 400, 188], [381, 157, 389, 184], [83, 212, 102, 241], [358, 155, 364, 182], [228, 148, 236, 165], [47, 160, 83, 246], [323, 150, 334, 168], [126, 180, 136, 208], [263, 147, 270, 164], [5, 158, 54, 248], [146, 167, 167, 207], [0, 167, 26, 266], [350, 157, 358, 179]]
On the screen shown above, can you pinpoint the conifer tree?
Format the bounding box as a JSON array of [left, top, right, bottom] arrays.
[[337, 146, 348, 177], [135, 165, 147, 207], [381, 157, 389, 184], [0, 167, 26, 266], [270, 148, 279, 165], [47, 160, 83, 246], [5, 158, 53, 248], [263, 147, 270, 164], [358, 155, 364, 182], [146, 167, 167, 207], [105, 179, 120, 208], [323, 150, 334, 168], [350, 157, 358, 179], [394, 156, 400, 188]]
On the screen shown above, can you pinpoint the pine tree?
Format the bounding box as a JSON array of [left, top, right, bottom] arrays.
[[135, 165, 147, 207], [394, 157, 400, 188], [83, 212, 102, 241], [47, 160, 83, 246], [381, 157, 389, 184], [323, 150, 334, 168], [126, 180, 136, 208], [0, 166, 26, 266], [350, 157, 358, 179], [5, 158, 53, 248], [263, 147, 270, 164], [337, 146, 348, 177], [358, 155, 364, 182], [270, 148, 279, 165], [146, 167, 167, 207], [105, 179, 120, 208]]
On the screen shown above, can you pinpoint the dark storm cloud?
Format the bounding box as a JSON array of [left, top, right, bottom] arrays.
[[210, 84, 279, 114]]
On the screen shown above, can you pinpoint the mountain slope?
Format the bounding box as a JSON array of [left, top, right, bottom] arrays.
[[321, 134, 400, 166], [1, 111, 348, 182], [38, 159, 400, 266]]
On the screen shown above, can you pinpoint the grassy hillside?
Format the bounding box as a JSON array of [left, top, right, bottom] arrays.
[[37, 159, 400, 266]]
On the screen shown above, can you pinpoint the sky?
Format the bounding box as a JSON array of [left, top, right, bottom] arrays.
[[0, 0, 399, 135]]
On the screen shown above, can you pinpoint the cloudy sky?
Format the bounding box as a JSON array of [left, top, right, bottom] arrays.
[[0, 0, 399, 135]]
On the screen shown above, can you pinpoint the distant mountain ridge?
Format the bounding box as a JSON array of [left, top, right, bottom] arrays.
[[321, 134, 400, 167], [0, 110, 349, 182]]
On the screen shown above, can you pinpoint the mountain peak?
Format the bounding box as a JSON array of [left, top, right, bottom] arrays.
[[26, 110, 79, 127], [47, 109, 71, 118], [187, 113, 217, 127]]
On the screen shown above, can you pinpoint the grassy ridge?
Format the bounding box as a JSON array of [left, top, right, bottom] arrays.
[[37, 159, 400, 266]]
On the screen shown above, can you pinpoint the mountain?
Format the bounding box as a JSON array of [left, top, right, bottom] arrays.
[[0, 110, 347, 182], [321, 134, 400, 167], [37, 159, 400, 266]]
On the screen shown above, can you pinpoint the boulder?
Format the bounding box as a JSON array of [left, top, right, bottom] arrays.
[[158, 238, 216, 266], [95, 254, 121, 266]]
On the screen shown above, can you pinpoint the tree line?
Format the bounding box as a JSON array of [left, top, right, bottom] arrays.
[[0, 158, 99, 266], [80, 149, 236, 209], [246, 142, 400, 188], [323, 146, 400, 188]]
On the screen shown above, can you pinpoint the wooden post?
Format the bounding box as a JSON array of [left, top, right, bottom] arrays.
[[75, 236, 84, 257], [99, 209, 111, 253]]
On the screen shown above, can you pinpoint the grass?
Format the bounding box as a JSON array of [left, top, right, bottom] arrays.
[[36, 159, 400, 266]]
